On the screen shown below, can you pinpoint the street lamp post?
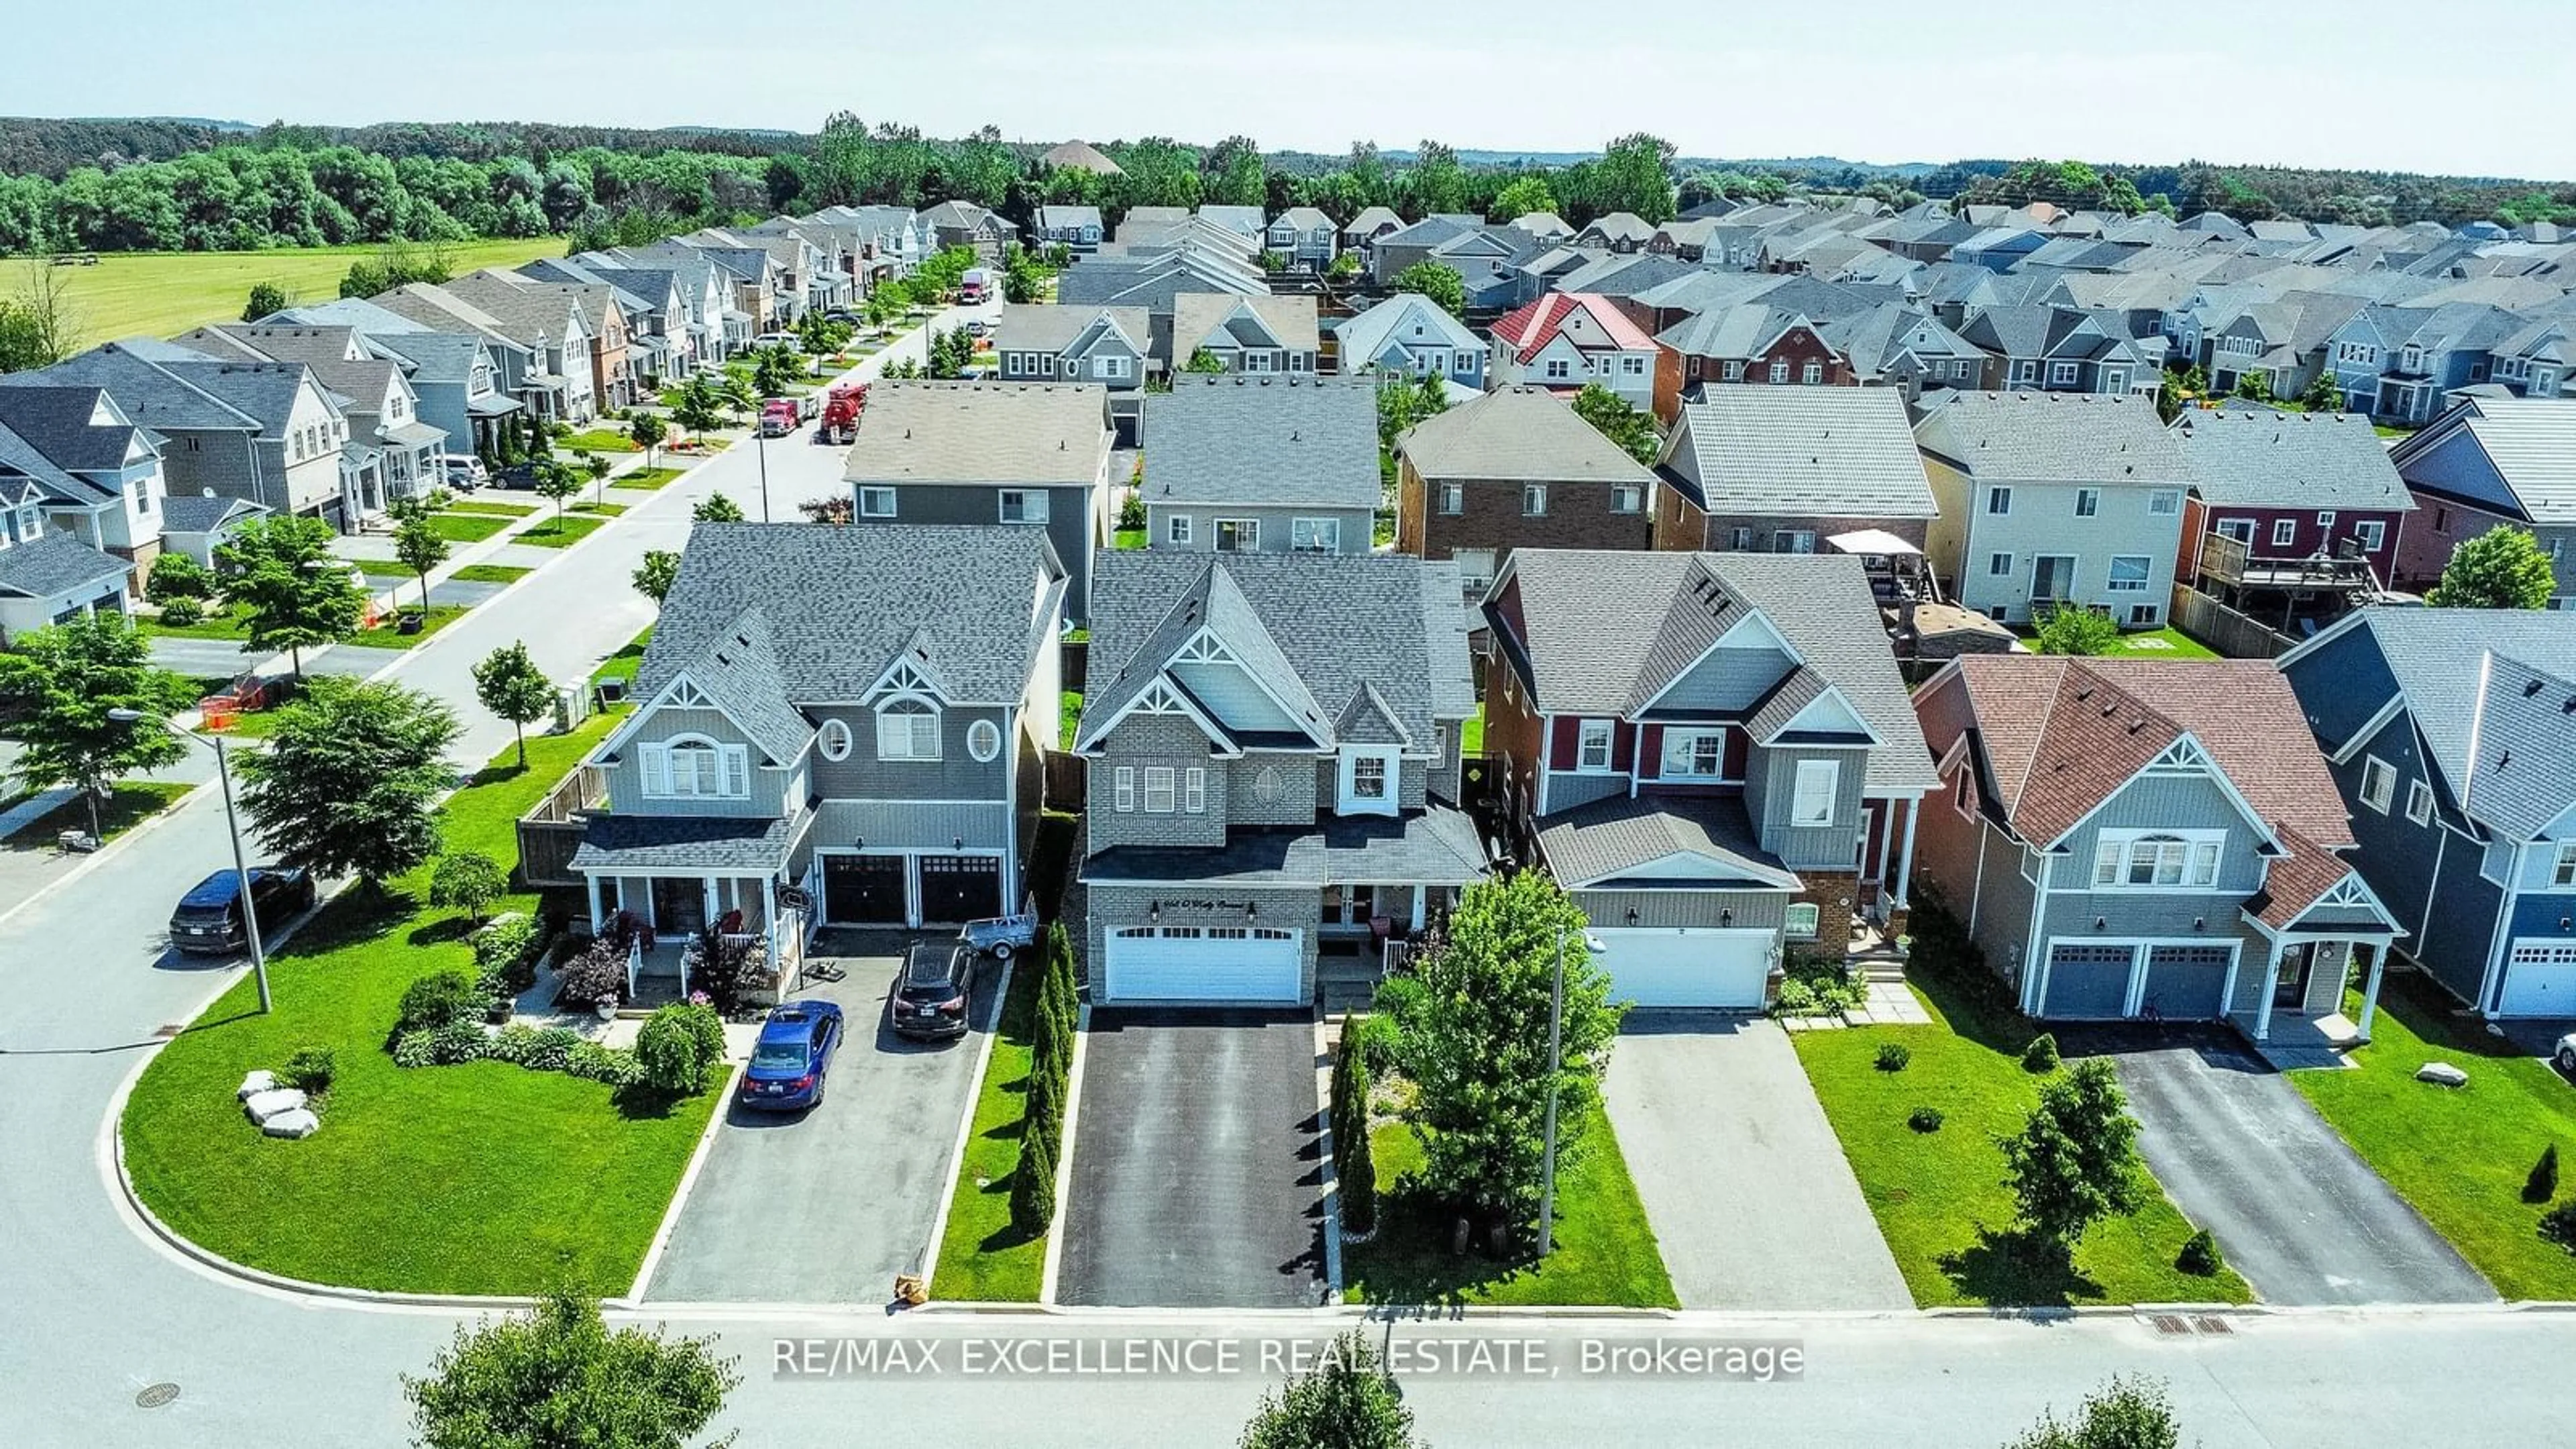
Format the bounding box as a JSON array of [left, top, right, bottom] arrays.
[[753, 425, 771, 524], [111, 710, 269, 1013]]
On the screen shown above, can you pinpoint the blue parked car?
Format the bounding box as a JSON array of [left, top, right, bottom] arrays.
[[737, 1000, 845, 1111]]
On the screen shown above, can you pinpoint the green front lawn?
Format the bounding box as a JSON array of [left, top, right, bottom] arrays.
[[559, 429, 641, 453], [1344, 1099, 1677, 1307], [0, 780, 197, 845], [354, 560, 415, 582], [1113, 529, 1146, 550], [451, 564, 533, 586], [2106, 627, 2219, 659], [928, 949, 1048, 1301], [572, 500, 627, 517], [138, 603, 254, 641], [444, 499, 537, 517], [592, 625, 652, 697], [1795, 965, 2253, 1307], [338, 604, 470, 651], [610, 467, 686, 491], [120, 716, 721, 1295], [2292, 976, 2576, 1300], [425, 511, 513, 543], [515, 515, 606, 549]]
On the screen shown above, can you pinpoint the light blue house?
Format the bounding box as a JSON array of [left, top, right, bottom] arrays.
[[1328, 294, 1487, 390], [2321, 303, 2517, 425]]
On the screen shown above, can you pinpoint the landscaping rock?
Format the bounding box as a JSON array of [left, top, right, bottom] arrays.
[[241, 1087, 309, 1123], [235, 1070, 276, 1101], [2415, 1062, 2469, 1087], [259, 1108, 320, 1139]]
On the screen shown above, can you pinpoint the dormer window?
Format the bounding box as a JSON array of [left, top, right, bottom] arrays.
[[641, 734, 749, 800], [877, 698, 941, 760], [1336, 746, 1399, 817], [2092, 830, 2223, 889]]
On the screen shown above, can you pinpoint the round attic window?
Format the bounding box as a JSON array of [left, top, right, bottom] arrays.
[[967, 719, 1002, 762], [1254, 765, 1283, 804], [818, 718, 853, 761]]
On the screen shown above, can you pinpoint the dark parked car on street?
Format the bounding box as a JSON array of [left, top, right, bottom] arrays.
[[892, 941, 977, 1040], [739, 1000, 846, 1110], [168, 867, 316, 955]]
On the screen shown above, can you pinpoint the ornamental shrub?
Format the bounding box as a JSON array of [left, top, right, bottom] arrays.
[[1875, 1042, 1913, 1073], [2525, 1144, 2560, 1205], [391, 1030, 435, 1068], [397, 970, 484, 1037], [278, 1045, 335, 1095], [1010, 1126, 1057, 1233], [1346, 1013, 1401, 1079], [2023, 1032, 2061, 1073], [2541, 1200, 2576, 1252], [635, 1002, 726, 1094], [428, 1018, 490, 1065], [566, 1040, 644, 1087], [158, 596, 207, 626], [1908, 1106, 1945, 1133], [2178, 1228, 2224, 1276]]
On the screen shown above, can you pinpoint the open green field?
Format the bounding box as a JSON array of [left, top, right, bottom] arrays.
[[40, 237, 568, 347]]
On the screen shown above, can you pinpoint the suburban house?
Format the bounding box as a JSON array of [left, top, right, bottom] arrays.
[[172, 325, 449, 519], [1394, 385, 1658, 598], [262, 298, 528, 461], [1481, 549, 1939, 999], [1034, 205, 1106, 254], [1915, 391, 2193, 627], [1140, 377, 1377, 557], [2169, 409, 2414, 617], [1489, 292, 1666, 413], [1264, 207, 1338, 269], [1653, 387, 1937, 560], [1655, 305, 1856, 417], [2491, 316, 2571, 400], [992, 304, 1154, 442], [843, 382, 1116, 623], [2279, 609, 2576, 1019], [1342, 207, 1405, 265], [1167, 293, 1320, 375], [525, 258, 696, 389], [0, 384, 160, 625], [1575, 212, 1656, 253], [2386, 396, 2576, 606], [1073, 551, 1482, 1006], [920, 200, 1020, 261], [1960, 306, 2155, 396], [444, 270, 636, 412], [571, 525, 1067, 961], [2322, 303, 2518, 426], [1329, 293, 1487, 390], [1911, 655, 2403, 1042], [376, 280, 597, 425], [1197, 205, 1268, 244]]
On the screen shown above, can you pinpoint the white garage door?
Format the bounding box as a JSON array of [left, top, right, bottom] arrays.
[[2498, 940, 2576, 1017], [1591, 928, 1774, 1009], [1105, 926, 1303, 1004]]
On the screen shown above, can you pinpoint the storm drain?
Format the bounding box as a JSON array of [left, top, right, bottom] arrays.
[[2149, 1314, 2189, 1335], [2193, 1316, 2234, 1336]]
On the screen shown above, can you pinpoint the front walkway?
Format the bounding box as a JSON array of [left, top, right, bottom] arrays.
[[1603, 1015, 1911, 1309]]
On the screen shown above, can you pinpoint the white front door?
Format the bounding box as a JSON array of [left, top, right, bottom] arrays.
[[1589, 928, 1774, 1009], [1104, 926, 1303, 1004], [2498, 940, 2576, 1017]]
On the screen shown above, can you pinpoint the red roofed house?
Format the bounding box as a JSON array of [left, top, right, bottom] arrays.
[[1489, 292, 1671, 414], [1910, 655, 2402, 1046]]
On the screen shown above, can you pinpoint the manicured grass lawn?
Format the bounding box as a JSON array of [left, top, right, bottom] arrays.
[[451, 564, 532, 586], [1344, 1098, 1678, 1307], [572, 500, 627, 517], [2292, 976, 2576, 1301], [559, 429, 640, 453], [0, 780, 196, 845], [592, 626, 652, 698], [338, 604, 470, 651], [40, 237, 566, 349], [138, 603, 254, 641], [1460, 704, 1486, 755], [610, 467, 686, 491], [425, 511, 513, 543], [515, 514, 606, 549], [444, 499, 537, 517], [2012, 626, 2221, 660], [928, 947, 1048, 1301], [1059, 690, 1082, 749], [353, 560, 415, 581], [1113, 529, 1145, 550], [1794, 963, 2253, 1307], [120, 716, 721, 1295]]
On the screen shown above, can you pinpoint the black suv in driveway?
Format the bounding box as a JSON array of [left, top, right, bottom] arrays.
[[891, 941, 977, 1040], [168, 867, 316, 955]]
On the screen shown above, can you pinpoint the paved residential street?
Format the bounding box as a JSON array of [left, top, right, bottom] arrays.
[[1058, 1010, 1330, 1308], [643, 949, 997, 1305], [1605, 1015, 1913, 1309], [2109, 1036, 2495, 1305]]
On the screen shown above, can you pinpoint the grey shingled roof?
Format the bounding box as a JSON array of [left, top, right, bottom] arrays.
[[1536, 794, 1800, 890], [156, 360, 320, 432], [0, 530, 130, 600], [1140, 376, 1378, 510], [637, 523, 1065, 708], [1083, 808, 1487, 887], [1662, 388, 1935, 519], [569, 812, 807, 873], [2333, 610, 2576, 839], [994, 303, 1150, 356], [842, 382, 1112, 487], [649, 607, 814, 766], [0, 343, 258, 434], [2413, 398, 2576, 525], [1913, 390, 2190, 486], [2169, 409, 2414, 511], [1396, 386, 1656, 486], [159, 494, 265, 533], [1170, 292, 1321, 358], [0, 384, 141, 476], [1490, 549, 1937, 794]]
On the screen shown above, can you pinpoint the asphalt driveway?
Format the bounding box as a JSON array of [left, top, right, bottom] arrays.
[[642, 946, 997, 1305], [2105, 1032, 2495, 1305], [1057, 1009, 1328, 1308], [1604, 1014, 1911, 1309]]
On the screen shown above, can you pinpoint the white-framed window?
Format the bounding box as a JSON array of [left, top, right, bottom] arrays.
[[1039, 354, 1057, 377], [2050, 360, 2080, 386], [2272, 518, 2298, 548], [1801, 360, 1823, 384], [1523, 484, 1548, 517], [1142, 766, 1175, 813], [1438, 482, 1464, 515], [1291, 517, 1340, 553], [1784, 902, 1821, 941], [1337, 745, 1399, 816], [1576, 718, 1614, 772], [1623, 354, 1645, 375], [2316, 511, 2337, 528], [2214, 517, 2254, 543], [1095, 354, 1128, 380], [1987, 486, 2012, 515], [1167, 514, 1192, 545], [1114, 765, 1135, 812], [2127, 603, 2160, 626], [1728, 526, 1755, 551], [859, 487, 897, 518], [1611, 484, 1644, 515], [2353, 519, 2385, 551], [2359, 756, 2396, 813], [1988, 551, 2015, 578], [2406, 779, 2434, 826], [2075, 488, 2100, 518], [1453, 547, 1497, 592], [967, 719, 1002, 762], [1767, 360, 1789, 383], [999, 490, 1049, 525], [2090, 830, 2224, 889], [1184, 767, 1206, 813], [1216, 518, 1258, 551], [1545, 358, 1572, 380], [1774, 529, 1816, 554], [640, 735, 749, 800], [1660, 727, 1729, 779], [1789, 759, 1839, 828], [876, 698, 941, 760], [2554, 839, 2576, 888], [2106, 555, 2151, 592], [2149, 490, 2180, 516], [818, 718, 853, 762], [1722, 360, 1745, 381]]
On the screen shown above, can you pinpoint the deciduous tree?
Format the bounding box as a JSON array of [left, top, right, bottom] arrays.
[[0, 613, 189, 841], [2006, 1374, 2182, 1449], [235, 677, 459, 887], [2000, 1057, 2147, 1252], [2032, 604, 2123, 656], [427, 850, 506, 926], [633, 549, 682, 606], [692, 492, 744, 524], [216, 513, 367, 678], [391, 505, 450, 612], [241, 280, 287, 322], [1570, 381, 1658, 466], [1238, 1330, 1423, 1449], [2429, 525, 2556, 610], [402, 1290, 739, 1449], [472, 640, 553, 767], [1391, 260, 1464, 319]]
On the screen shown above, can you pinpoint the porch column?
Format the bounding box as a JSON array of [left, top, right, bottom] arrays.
[[585, 873, 604, 933], [1894, 799, 1918, 908], [763, 875, 780, 971], [1411, 885, 1427, 932], [2357, 942, 2388, 1044], [2254, 937, 2286, 1042]]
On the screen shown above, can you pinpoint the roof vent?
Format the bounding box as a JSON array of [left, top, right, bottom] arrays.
[[2524, 679, 2544, 698]]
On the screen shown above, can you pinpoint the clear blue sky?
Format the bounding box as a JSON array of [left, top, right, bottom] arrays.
[[16, 1, 2568, 180]]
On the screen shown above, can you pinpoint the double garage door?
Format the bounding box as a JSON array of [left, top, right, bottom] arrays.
[[1104, 926, 1303, 1004], [2040, 942, 2235, 1021], [2499, 941, 2576, 1017], [1590, 928, 1774, 1010], [820, 853, 1002, 927]]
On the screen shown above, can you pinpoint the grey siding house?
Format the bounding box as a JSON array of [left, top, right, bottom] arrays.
[[571, 525, 1067, 976], [1140, 376, 1378, 557], [992, 305, 1154, 443], [1074, 552, 1482, 1006], [1911, 655, 2402, 1044], [843, 382, 1117, 623]]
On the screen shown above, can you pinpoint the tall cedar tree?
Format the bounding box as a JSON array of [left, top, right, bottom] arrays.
[[234, 677, 460, 885], [0, 613, 189, 840], [217, 514, 367, 678], [471, 641, 555, 767]]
